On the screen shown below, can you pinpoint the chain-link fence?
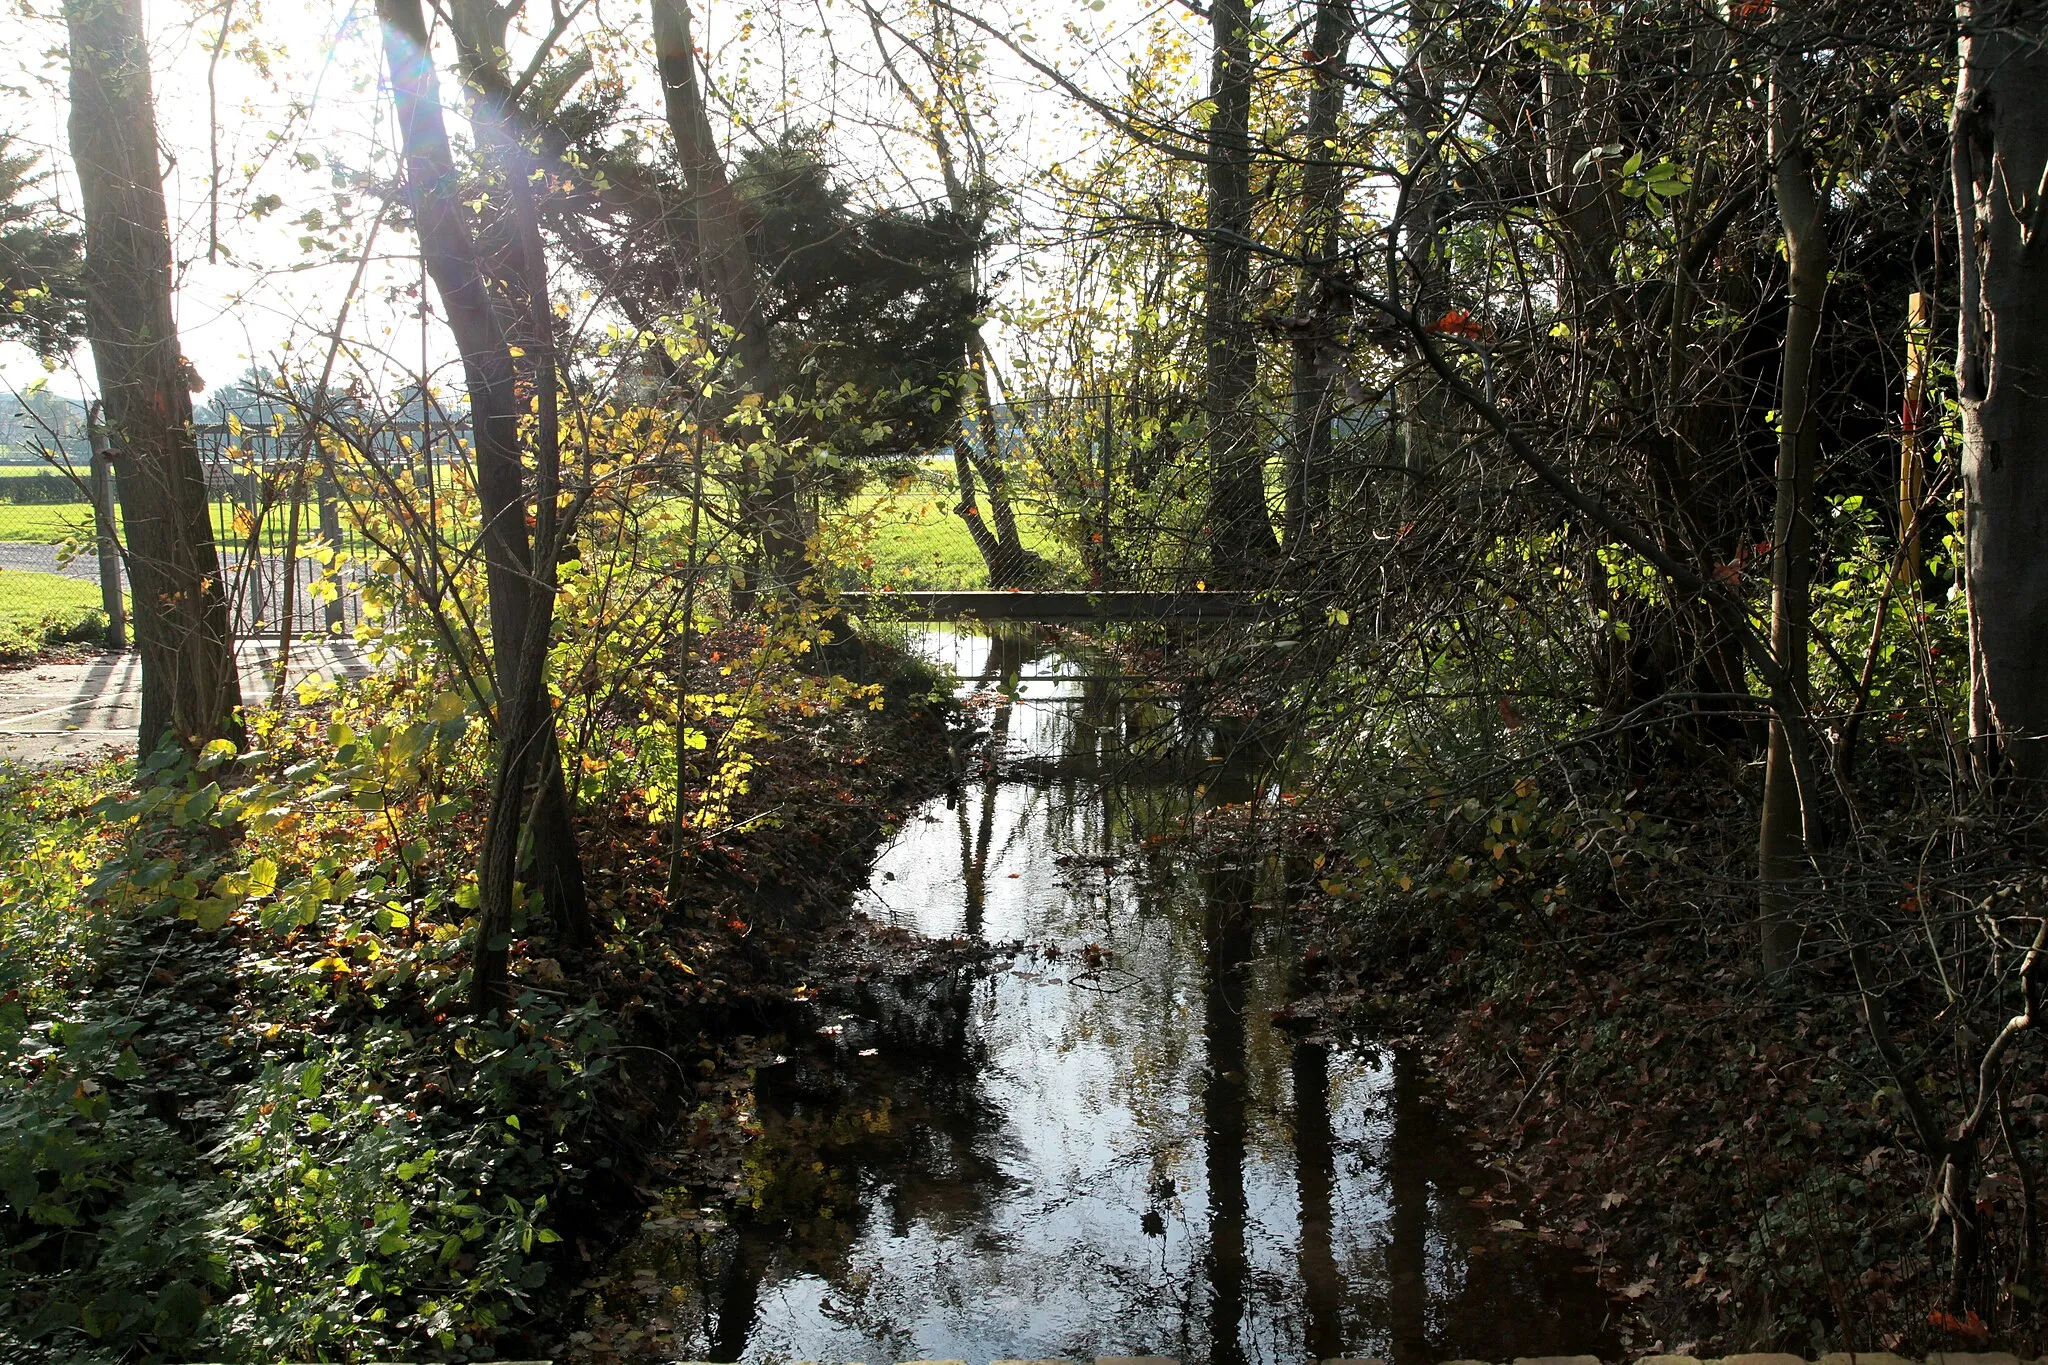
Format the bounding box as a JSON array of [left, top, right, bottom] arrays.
[[0, 419, 383, 659]]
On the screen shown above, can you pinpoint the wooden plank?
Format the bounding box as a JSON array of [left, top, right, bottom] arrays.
[[837, 590, 1273, 622]]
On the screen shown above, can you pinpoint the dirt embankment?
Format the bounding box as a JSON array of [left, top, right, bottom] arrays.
[[522, 642, 978, 1350], [1291, 881, 2043, 1360]]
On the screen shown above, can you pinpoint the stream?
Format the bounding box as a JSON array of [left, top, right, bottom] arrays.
[[593, 627, 1616, 1364]]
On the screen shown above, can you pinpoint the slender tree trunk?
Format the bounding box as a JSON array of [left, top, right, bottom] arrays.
[[651, 0, 807, 601], [1758, 61, 1828, 977], [1396, 0, 1452, 493], [1203, 0, 1279, 585], [856, 2, 1032, 588], [1286, 0, 1353, 556], [448, 0, 590, 948], [1955, 0, 2048, 781], [950, 423, 1006, 574], [66, 0, 242, 753], [379, 0, 558, 1007], [961, 341, 1032, 583]]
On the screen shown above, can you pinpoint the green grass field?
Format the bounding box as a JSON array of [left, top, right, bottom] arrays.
[[828, 480, 1071, 590], [0, 503, 98, 544], [0, 569, 110, 656], [0, 499, 265, 546]]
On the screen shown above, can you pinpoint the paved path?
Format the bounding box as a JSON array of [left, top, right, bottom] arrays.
[[0, 541, 100, 581], [0, 639, 373, 766]]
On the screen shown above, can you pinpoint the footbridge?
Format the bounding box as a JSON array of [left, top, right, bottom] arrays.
[[837, 589, 1278, 623]]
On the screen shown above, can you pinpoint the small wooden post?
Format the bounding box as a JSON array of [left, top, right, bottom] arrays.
[[1899, 290, 1930, 585], [1101, 390, 1115, 583], [86, 403, 126, 650], [317, 464, 345, 633]]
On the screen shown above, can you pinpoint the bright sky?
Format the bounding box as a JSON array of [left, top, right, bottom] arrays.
[[0, 0, 1197, 408]]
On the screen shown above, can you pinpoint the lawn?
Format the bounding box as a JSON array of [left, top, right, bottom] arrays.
[[0, 567, 111, 655], [0, 464, 1080, 589], [0, 501, 98, 544], [827, 474, 1072, 590], [0, 498, 271, 545]]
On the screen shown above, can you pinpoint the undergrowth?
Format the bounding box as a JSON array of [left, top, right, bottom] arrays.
[[0, 629, 952, 1363]]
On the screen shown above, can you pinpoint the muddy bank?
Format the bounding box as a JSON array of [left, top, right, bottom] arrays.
[[520, 638, 972, 1350], [1291, 860, 2044, 1360]]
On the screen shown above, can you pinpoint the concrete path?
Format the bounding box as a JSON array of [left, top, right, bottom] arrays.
[[0, 639, 374, 766]]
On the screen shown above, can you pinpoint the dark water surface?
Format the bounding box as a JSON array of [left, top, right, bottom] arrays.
[[600, 628, 1616, 1365]]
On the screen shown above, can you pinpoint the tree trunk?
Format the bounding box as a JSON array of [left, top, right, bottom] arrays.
[[1285, 0, 1353, 557], [949, 423, 1006, 575], [960, 341, 1035, 584], [651, 0, 807, 601], [448, 0, 590, 949], [379, 0, 563, 1008], [1758, 60, 1828, 976], [1955, 0, 2048, 781], [1395, 0, 1453, 493], [65, 0, 242, 753], [1203, 0, 1279, 585]]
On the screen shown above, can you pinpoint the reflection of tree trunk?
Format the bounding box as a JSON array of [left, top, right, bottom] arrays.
[[1294, 1039, 1344, 1359], [958, 692, 1009, 938], [1386, 1049, 1430, 1365], [709, 1219, 770, 1361], [66, 0, 243, 752], [1202, 860, 1254, 1365]]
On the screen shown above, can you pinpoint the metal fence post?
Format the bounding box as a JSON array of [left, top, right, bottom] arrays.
[[87, 404, 126, 650]]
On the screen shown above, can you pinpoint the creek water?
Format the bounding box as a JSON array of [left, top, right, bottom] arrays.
[[597, 627, 1615, 1365]]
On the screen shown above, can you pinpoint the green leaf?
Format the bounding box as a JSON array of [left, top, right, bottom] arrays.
[[243, 855, 279, 898], [174, 782, 221, 827]]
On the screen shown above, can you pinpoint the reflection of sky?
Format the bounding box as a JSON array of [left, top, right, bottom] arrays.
[[617, 630, 1610, 1365], [732, 629, 1403, 1364]]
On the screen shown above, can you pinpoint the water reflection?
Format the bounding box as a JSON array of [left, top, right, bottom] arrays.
[[599, 627, 1614, 1364]]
